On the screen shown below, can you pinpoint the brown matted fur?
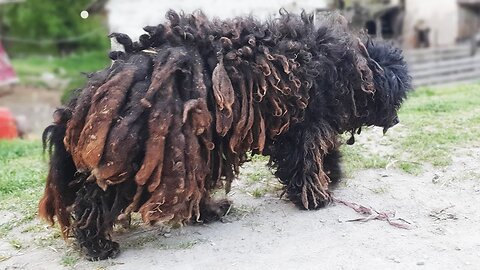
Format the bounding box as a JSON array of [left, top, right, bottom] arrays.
[[39, 10, 411, 260]]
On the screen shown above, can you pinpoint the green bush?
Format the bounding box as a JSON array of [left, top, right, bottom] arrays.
[[0, 0, 109, 55]]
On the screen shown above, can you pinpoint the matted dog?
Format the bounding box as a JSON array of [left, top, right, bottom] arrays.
[[39, 10, 411, 260]]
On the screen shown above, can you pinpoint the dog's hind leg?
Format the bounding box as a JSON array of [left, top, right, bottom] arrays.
[[72, 180, 133, 261], [269, 124, 337, 210], [198, 196, 232, 223]]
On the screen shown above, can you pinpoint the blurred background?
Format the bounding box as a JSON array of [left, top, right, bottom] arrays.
[[1, 3, 480, 268], [1, 0, 480, 137]]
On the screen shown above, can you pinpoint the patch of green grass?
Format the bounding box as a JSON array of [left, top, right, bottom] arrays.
[[12, 51, 110, 82], [0, 139, 45, 197], [124, 235, 158, 249], [0, 139, 42, 162], [250, 153, 269, 162], [0, 140, 45, 236], [250, 183, 282, 198], [33, 229, 62, 248], [175, 240, 198, 250], [227, 205, 257, 219], [244, 169, 272, 185], [342, 83, 480, 175], [124, 235, 200, 251], [396, 83, 480, 168], [341, 145, 389, 176], [398, 161, 422, 175], [241, 162, 282, 197], [0, 191, 43, 237], [154, 241, 199, 250], [8, 239, 24, 250], [11, 51, 111, 103], [61, 253, 79, 267], [21, 224, 45, 233], [251, 187, 269, 198], [369, 186, 389, 194]]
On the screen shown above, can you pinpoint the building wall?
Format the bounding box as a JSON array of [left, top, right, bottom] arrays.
[[403, 0, 459, 48], [458, 5, 480, 40], [106, 0, 329, 41], [106, 0, 469, 48]]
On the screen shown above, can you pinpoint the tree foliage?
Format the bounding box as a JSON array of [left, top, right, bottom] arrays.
[[0, 0, 109, 55]]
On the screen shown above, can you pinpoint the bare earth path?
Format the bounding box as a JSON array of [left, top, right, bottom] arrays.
[[1, 86, 479, 270], [1, 146, 479, 270]]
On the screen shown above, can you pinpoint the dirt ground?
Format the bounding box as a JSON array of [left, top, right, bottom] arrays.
[[0, 87, 479, 270], [0, 85, 60, 136]]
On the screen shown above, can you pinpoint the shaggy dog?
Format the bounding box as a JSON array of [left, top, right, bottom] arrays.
[[39, 10, 411, 260]]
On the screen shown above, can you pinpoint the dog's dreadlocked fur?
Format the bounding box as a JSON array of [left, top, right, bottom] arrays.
[[38, 10, 411, 260]]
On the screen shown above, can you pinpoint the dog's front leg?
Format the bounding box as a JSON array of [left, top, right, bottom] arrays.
[[269, 124, 338, 210], [322, 146, 343, 186], [72, 182, 127, 261]]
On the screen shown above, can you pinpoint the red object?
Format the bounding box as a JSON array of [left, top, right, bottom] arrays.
[[0, 42, 18, 86], [0, 107, 18, 139]]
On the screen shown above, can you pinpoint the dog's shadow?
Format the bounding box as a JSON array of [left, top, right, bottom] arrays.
[[111, 192, 296, 255]]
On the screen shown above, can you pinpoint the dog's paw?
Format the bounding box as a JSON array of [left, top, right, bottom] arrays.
[[83, 239, 120, 261], [287, 185, 331, 210], [198, 198, 232, 223]]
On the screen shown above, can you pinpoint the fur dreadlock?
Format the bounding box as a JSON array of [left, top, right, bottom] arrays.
[[39, 10, 411, 260]]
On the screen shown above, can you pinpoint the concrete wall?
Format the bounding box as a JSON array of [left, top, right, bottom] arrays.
[[403, 0, 459, 48], [106, 0, 329, 40]]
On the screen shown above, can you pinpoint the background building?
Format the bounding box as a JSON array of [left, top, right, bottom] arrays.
[[105, 0, 480, 49], [106, 0, 330, 42]]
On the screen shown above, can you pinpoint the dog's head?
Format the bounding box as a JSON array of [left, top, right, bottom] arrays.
[[364, 39, 412, 134]]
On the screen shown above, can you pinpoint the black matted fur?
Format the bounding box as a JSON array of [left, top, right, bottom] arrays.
[[39, 10, 411, 260]]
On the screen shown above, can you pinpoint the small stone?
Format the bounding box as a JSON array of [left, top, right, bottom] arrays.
[[163, 233, 172, 238], [432, 173, 441, 184], [388, 256, 401, 263], [417, 261, 425, 266]]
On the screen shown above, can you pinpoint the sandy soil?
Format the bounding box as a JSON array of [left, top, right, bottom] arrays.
[[1, 145, 479, 270], [1, 87, 479, 270]]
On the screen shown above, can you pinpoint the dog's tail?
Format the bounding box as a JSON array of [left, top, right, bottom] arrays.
[[38, 108, 77, 237]]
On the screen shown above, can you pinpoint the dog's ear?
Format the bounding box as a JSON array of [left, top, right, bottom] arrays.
[[365, 39, 412, 129], [367, 39, 412, 108]]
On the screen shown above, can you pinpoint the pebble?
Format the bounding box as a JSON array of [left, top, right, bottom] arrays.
[[388, 256, 401, 263], [417, 261, 425, 266], [432, 174, 440, 184]]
